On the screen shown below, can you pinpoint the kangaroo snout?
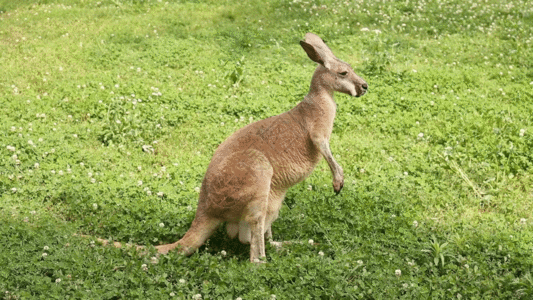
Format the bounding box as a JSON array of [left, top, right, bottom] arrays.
[[352, 78, 368, 97]]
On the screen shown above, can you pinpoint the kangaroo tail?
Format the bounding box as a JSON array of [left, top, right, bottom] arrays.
[[156, 216, 222, 255]]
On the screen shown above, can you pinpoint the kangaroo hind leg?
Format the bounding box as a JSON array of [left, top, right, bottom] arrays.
[[242, 159, 274, 263]]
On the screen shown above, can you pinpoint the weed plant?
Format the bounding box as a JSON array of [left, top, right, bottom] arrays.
[[1, 0, 533, 298]]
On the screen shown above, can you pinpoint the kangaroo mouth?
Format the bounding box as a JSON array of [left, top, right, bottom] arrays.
[[353, 89, 366, 97]]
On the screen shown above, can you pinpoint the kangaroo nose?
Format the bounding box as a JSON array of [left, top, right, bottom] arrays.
[[362, 83, 368, 90]]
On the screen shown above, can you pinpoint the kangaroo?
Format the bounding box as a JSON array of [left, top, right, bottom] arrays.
[[156, 33, 368, 262]]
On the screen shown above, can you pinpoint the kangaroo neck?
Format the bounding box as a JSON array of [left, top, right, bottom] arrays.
[[303, 66, 337, 111]]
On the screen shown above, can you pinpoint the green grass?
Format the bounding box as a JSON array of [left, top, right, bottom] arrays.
[[1, 0, 533, 298]]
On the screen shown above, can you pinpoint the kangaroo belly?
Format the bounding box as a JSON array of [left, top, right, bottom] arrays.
[[269, 139, 322, 189]]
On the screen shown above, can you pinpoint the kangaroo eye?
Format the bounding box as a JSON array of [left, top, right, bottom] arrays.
[[339, 71, 348, 76]]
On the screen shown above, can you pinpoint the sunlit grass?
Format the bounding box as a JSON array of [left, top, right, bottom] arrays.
[[1, 0, 533, 298]]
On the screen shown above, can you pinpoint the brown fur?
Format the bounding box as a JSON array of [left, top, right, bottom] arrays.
[[156, 33, 368, 262]]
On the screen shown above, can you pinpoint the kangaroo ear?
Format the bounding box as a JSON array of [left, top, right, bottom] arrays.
[[300, 33, 335, 69], [300, 40, 331, 69]]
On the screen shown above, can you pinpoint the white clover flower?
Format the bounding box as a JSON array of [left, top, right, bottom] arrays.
[[157, 192, 164, 197], [151, 256, 158, 264], [91, 178, 96, 184], [194, 187, 200, 193], [55, 278, 61, 283], [361, 27, 369, 31], [318, 251, 324, 256], [360, 168, 365, 173], [270, 295, 276, 300], [388, 156, 394, 162], [28, 140, 34, 146], [42, 252, 48, 257], [220, 250, 227, 256], [44, 246, 49, 251], [236, 298, 243, 300], [170, 292, 175, 297], [6, 145, 15, 151], [357, 260, 363, 265], [146, 190, 152, 196], [519, 129, 526, 137], [159, 222, 165, 228], [395, 269, 402, 277], [464, 264, 469, 269], [192, 294, 202, 300], [30, 210, 36, 215], [11, 188, 17, 193], [308, 239, 314, 245], [116, 120, 121, 124], [138, 180, 143, 186], [417, 133, 424, 139], [137, 166, 142, 171], [179, 279, 186, 284], [80, 162, 84, 167], [307, 185, 312, 191], [413, 220, 418, 228], [141, 264, 148, 271], [93, 203, 98, 210], [404, 172, 408, 176], [73, 134, 78, 138], [520, 218, 527, 225]]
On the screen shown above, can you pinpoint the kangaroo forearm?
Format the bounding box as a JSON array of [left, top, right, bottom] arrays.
[[317, 140, 343, 179]]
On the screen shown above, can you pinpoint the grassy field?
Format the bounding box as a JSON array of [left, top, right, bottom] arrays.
[[1, 0, 533, 298]]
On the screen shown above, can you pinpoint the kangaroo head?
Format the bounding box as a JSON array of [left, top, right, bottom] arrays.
[[300, 33, 368, 97]]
